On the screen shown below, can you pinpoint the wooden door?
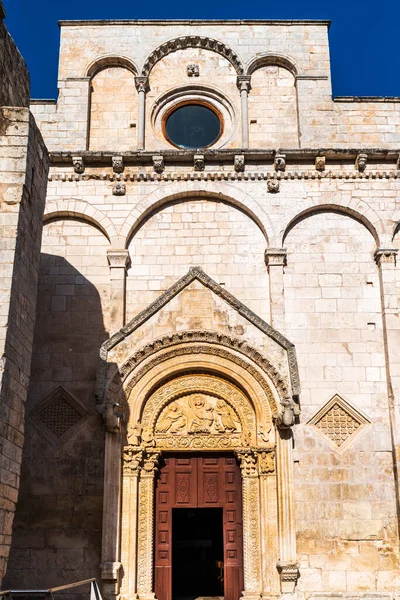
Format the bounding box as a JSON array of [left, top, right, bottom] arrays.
[[154, 454, 244, 600]]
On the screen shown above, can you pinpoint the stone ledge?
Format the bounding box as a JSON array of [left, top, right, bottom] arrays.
[[47, 170, 400, 183], [58, 19, 331, 26], [48, 148, 400, 168]]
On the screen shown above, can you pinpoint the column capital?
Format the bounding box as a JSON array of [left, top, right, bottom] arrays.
[[374, 248, 398, 267], [265, 248, 287, 268], [237, 75, 251, 93], [107, 249, 131, 269], [140, 450, 161, 478], [123, 447, 144, 477], [135, 76, 150, 93], [235, 449, 258, 477]]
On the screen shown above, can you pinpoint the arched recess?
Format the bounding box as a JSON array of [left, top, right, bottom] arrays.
[[44, 199, 120, 245], [88, 56, 138, 151], [86, 54, 138, 79], [100, 332, 298, 599], [246, 53, 298, 77], [281, 203, 382, 247], [120, 182, 275, 247], [141, 36, 244, 77], [247, 54, 299, 148], [122, 186, 274, 320]]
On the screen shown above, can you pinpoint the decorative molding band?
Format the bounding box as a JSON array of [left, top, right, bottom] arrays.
[[48, 170, 400, 183], [141, 35, 245, 76]]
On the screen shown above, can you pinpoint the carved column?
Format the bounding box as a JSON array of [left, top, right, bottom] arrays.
[[276, 428, 299, 593], [237, 76, 251, 149], [265, 248, 287, 333], [135, 76, 149, 150], [107, 249, 130, 333], [101, 432, 123, 600], [137, 450, 161, 600], [258, 449, 280, 596], [236, 450, 262, 600], [120, 448, 144, 600], [375, 248, 400, 509]]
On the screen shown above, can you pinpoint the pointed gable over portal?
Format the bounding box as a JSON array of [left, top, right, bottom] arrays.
[[96, 267, 300, 411]]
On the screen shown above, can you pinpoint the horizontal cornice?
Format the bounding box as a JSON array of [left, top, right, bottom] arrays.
[[58, 19, 331, 27]]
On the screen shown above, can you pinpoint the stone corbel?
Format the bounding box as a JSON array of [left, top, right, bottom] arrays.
[[355, 152, 368, 172], [274, 152, 286, 172], [315, 155, 326, 171], [234, 154, 245, 172], [276, 398, 300, 429], [112, 156, 124, 174], [194, 154, 205, 171], [267, 179, 280, 193], [264, 248, 287, 269], [374, 248, 398, 266], [187, 64, 199, 77], [277, 562, 300, 594], [107, 249, 131, 270], [104, 401, 123, 433], [101, 560, 122, 582], [152, 155, 165, 173], [112, 182, 126, 196], [72, 156, 84, 174]]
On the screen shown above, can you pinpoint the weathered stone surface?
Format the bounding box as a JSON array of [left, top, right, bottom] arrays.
[[2, 16, 400, 600]]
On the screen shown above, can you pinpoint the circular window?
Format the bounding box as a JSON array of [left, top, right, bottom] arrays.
[[165, 103, 222, 149]]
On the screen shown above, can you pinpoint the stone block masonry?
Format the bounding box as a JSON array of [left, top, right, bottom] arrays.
[[0, 3, 49, 582]]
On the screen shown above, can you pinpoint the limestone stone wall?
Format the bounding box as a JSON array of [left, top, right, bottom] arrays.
[[0, 5, 29, 108], [0, 107, 49, 582], [0, 5, 49, 582], [31, 21, 400, 151], [4, 219, 111, 588], [4, 17, 400, 600]]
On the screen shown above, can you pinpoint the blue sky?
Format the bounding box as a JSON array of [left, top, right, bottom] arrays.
[[4, 0, 399, 99]]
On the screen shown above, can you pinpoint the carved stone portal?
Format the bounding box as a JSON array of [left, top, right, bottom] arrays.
[[105, 366, 298, 600]]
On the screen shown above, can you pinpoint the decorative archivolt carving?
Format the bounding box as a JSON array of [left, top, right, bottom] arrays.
[[141, 374, 256, 450], [104, 331, 293, 420], [142, 36, 244, 77]]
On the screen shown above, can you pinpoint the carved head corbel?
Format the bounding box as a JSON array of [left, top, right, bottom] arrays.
[[103, 401, 123, 433], [276, 398, 296, 429]]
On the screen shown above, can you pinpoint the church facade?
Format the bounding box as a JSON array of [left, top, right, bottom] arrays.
[[1, 11, 400, 600]]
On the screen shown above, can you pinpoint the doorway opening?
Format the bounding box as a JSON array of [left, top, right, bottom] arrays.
[[172, 507, 224, 600]]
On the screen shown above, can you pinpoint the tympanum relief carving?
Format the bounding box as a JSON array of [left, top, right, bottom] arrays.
[[155, 394, 241, 435]]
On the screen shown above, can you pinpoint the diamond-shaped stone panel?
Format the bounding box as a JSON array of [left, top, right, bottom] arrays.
[[309, 394, 370, 450], [314, 402, 361, 447], [29, 386, 88, 445], [39, 395, 82, 438]]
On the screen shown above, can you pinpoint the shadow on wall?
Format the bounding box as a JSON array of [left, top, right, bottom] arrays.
[[3, 252, 123, 598]]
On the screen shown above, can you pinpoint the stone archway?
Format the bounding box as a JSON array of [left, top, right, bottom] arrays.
[[109, 364, 298, 600]]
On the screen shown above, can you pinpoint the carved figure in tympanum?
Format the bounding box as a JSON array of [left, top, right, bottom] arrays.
[[154, 393, 241, 436], [155, 401, 187, 433]]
